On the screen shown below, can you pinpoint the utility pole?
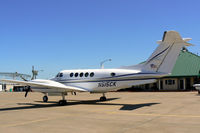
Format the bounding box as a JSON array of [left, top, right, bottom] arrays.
[[100, 59, 112, 69]]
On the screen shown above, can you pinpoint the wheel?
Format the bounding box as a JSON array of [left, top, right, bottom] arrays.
[[198, 90, 200, 94], [43, 96, 48, 102], [58, 100, 67, 106], [100, 96, 107, 101]]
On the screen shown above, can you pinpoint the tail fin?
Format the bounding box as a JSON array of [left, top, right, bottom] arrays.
[[142, 31, 192, 73]]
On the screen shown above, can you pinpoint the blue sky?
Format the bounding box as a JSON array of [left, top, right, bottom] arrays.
[[0, 0, 200, 79]]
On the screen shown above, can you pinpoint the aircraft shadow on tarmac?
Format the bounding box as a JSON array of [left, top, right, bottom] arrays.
[[0, 98, 160, 112]]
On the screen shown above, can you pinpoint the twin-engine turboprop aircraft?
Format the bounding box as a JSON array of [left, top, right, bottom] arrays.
[[1, 31, 193, 105]]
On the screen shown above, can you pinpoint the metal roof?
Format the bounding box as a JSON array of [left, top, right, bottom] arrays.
[[169, 50, 200, 77]]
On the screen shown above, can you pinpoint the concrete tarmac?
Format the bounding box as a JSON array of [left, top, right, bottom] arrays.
[[0, 91, 200, 133]]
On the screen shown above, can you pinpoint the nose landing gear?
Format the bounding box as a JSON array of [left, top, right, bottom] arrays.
[[43, 95, 48, 102]]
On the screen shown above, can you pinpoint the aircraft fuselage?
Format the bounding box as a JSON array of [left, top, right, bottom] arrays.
[[31, 69, 164, 93]]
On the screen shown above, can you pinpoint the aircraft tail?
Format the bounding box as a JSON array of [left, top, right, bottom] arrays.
[[120, 31, 193, 73], [142, 31, 192, 73]]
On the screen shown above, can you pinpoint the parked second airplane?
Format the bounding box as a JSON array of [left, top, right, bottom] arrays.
[[1, 31, 192, 105]]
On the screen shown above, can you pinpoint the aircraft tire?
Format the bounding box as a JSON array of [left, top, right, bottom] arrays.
[[59, 100, 67, 106], [198, 90, 200, 94], [100, 96, 107, 101], [43, 96, 48, 102]]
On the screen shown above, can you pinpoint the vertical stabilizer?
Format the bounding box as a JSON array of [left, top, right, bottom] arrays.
[[142, 31, 192, 73]]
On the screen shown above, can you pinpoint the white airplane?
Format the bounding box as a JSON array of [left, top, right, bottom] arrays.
[[193, 85, 200, 94], [1, 31, 192, 105]]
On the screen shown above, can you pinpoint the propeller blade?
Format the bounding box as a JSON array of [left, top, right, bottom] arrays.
[[25, 90, 28, 97], [25, 86, 31, 97]]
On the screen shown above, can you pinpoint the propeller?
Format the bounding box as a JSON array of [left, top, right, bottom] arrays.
[[25, 86, 31, 97], [20, 75, 30, 97], [19, 66, 43, 97]]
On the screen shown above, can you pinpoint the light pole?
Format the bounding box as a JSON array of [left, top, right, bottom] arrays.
[[100, 59, 112, 69]]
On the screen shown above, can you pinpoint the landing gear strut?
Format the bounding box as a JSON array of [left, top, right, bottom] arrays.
[[100, 93, 107, 101], [59, 93, 67, 106], [43, 95, 48, 102]]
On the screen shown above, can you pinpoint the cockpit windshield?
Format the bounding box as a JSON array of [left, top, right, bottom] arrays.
[[56, 73, 59, 77], [56, 73, 63, 78]]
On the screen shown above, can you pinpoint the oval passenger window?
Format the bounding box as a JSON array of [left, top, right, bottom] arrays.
[[85, 72, 89, 77], [111, 73, 116, 77], [75, 73, 78, 77], [70, 73, 73, 77], [90, 72, 94, 77], [80, 73, 83, 77]]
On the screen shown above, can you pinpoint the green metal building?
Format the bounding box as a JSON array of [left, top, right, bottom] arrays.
[[141, 49, 200, 90]]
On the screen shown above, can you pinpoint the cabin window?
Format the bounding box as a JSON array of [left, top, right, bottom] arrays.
[[85, 72, 89, 77], [80, 72, 84, 77], [70, 73, 73, 77], [75, 73, 78, 77], [111, 72, 116, 77], [90, 72, 94, 77]]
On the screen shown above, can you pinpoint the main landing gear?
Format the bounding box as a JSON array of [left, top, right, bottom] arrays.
[[58, 93, 67, 106], [42, 93, 67, 106], [100, 93, 107, 101]]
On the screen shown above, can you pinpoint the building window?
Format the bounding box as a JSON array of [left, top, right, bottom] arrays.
[[85, 72, 89, 77], [165, 79, 175, 85], [90, 72, 94, 77], [70, 73, 73, 77], [75, 73, 78, 77], [80, 72, 83, 77]]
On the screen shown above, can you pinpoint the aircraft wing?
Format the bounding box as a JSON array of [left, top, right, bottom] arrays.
[[1, 79, 88, 92]]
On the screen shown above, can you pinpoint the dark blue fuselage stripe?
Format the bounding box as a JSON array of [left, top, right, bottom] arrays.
[[147, 46, 170, 63], [99, 72, 161, 79], [59, 78, 158, 84]]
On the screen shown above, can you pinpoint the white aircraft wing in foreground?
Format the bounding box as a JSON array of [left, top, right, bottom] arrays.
[[1, 79, 88, 92]]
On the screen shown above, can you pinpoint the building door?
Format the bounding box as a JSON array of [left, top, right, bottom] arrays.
[[186, 78, 191, 90], [179, 79, 184, 90], [160, 80, 163, 90], [145, 84, 149, 90]]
